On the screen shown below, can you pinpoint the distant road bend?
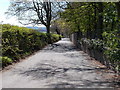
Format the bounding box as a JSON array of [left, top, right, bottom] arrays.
[[1, 38, 117, 88]]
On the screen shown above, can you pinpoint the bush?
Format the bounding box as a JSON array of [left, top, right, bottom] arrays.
[[102, 31, 120, 72], [80, 36, 120, 72], [1, 24, 61, 68], [81, 38, 104, 51], [51, 34, 62, 43], [0, 56, 13, 67]]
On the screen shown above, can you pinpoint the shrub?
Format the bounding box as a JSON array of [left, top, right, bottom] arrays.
[[51, 34, 61, 43], [80, 36, 120, 72], [81, 38, 104, 51], [1, 24, 61, 68], [0, 56, 13, 67], [102, 31, 120, 72]]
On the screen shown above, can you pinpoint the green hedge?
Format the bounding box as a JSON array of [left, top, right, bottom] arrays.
[[1, 24, 61, 68], [0, 56, 13, 67], [80, 37, 120, 73], [102, 31, 120, 72]]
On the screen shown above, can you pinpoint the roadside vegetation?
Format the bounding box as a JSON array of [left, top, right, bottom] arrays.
[[1, 24, 61, 68], [55, 2, 120, 73], [3, 0, 120, 74]]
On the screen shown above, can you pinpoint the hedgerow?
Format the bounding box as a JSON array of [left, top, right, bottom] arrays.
[[79, 35, 120, 73], [1, 24, 61, 68], [102, 30, 120, 72]]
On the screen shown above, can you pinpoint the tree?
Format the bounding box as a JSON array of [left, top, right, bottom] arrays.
[[61, 2, 118, 40], [61, 2, 95, 39], [50, 20, 61, 35], [60, 3, 82, 38], [51, 19, 71, 37], [6, 0, 64, 34]]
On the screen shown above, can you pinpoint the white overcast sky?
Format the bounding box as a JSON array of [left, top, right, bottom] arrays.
[[0, 0, 25, 26], [1, 0, 118, 27], [0, 0, 45, 27]]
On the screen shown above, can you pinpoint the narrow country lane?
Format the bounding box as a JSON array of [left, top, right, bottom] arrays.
[[1, 38, 116, 88]]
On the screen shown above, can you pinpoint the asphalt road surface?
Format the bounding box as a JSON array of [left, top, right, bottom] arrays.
[[1, 38, 116, 88]]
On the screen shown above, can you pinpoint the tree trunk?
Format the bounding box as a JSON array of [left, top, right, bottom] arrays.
[[46, 25, 52, 44], [93, 2, 97, 39], [97, 2, 103, 39], [87, 10, 91, 39], [46, 25, 50, 34], [56, 29, 60, 35], [115, 2, 120, 34], [116, 2, 120, 18], [74, 19, 82, 39], [77, 25, 82, 39]]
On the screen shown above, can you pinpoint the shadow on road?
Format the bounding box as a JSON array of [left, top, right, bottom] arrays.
[[43, 43, 77, 53], [19, 62, 117, 88], [20, 63, 109, 79], [42, 38, 77, 53], [49, 81, 116, 88]]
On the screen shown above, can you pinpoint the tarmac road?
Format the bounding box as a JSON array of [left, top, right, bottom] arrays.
[[1, 38, 116, 89]]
